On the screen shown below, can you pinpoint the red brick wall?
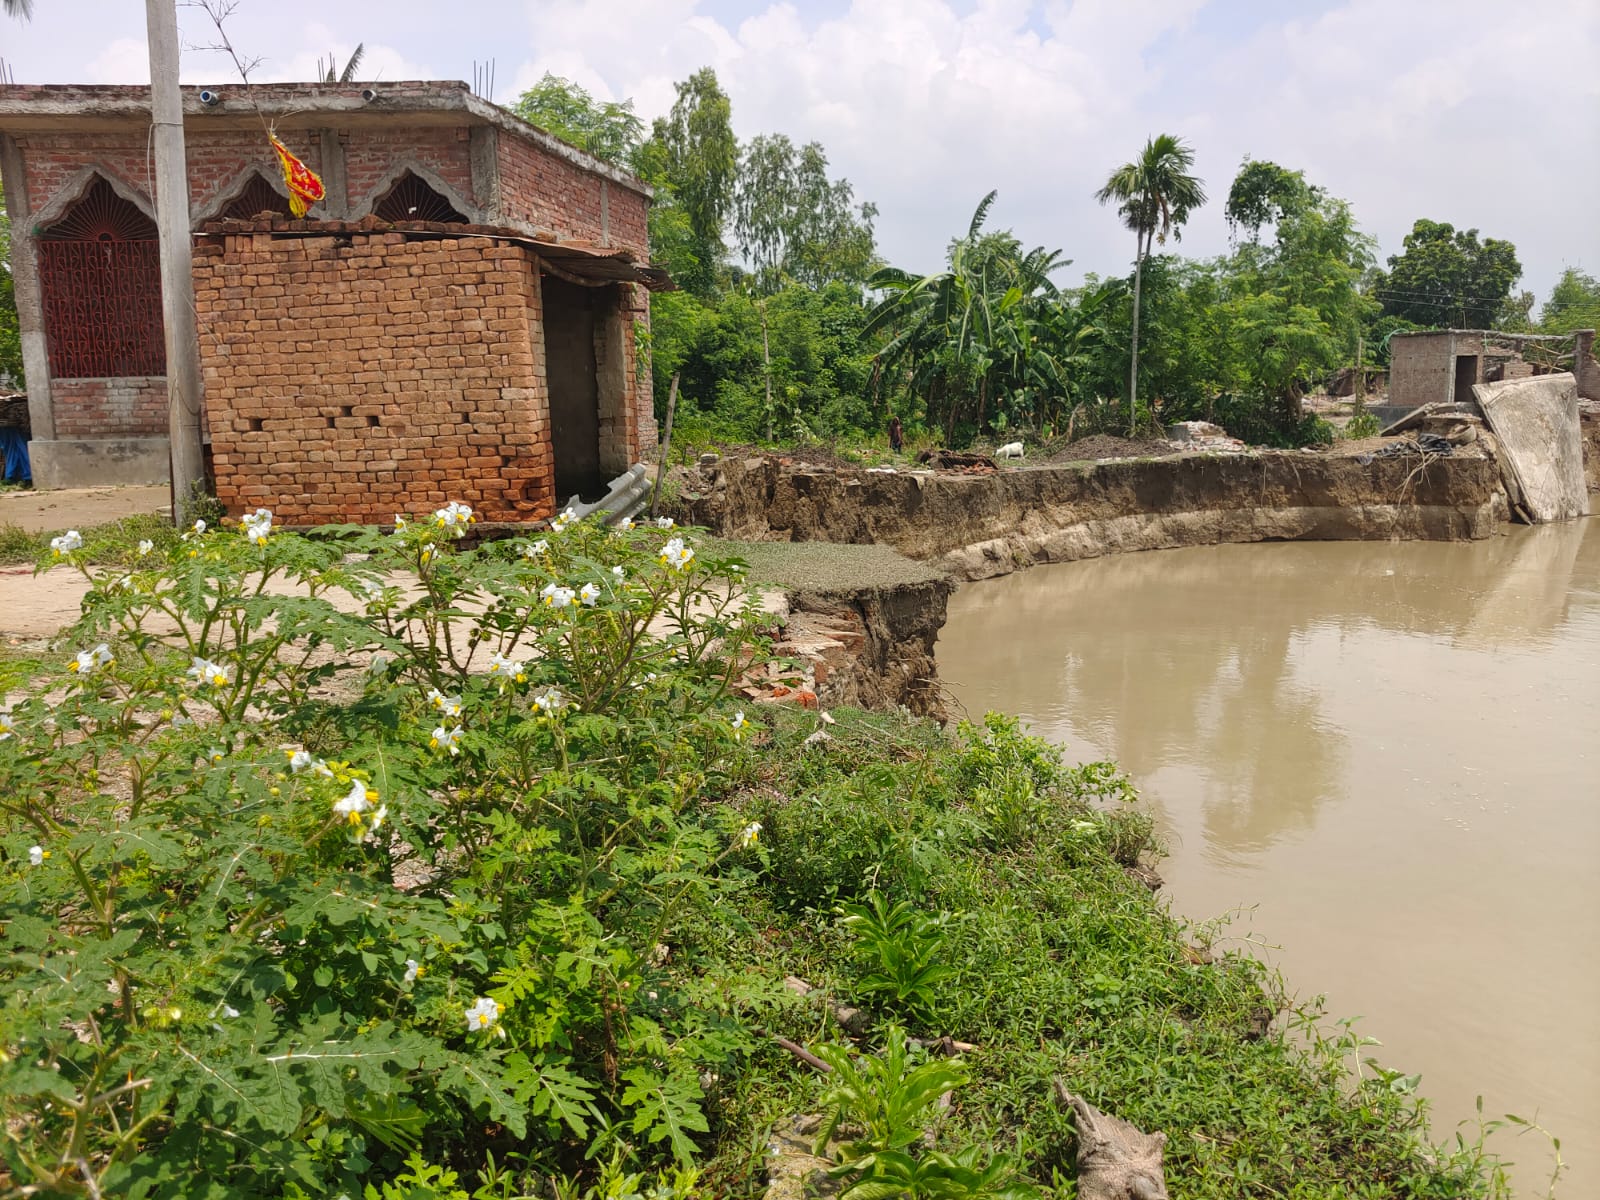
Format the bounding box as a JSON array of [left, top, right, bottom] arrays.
[[496, 133, 649, 256], [343, 126, 474, 211], [17, 125, 472, 223], [52, 377, 167, 437], [194, 229, 556, 526]]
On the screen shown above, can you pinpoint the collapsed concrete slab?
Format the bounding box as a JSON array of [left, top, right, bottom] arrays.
[[1473, 372, 1588, 522]]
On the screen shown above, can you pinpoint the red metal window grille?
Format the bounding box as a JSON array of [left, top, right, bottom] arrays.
[[373, 171, 468, 224], [37, 178, 165, 379], [221, 172, 292, 220]]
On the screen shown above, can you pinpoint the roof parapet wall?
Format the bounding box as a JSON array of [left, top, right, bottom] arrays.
[[0, 80, 651, 200]]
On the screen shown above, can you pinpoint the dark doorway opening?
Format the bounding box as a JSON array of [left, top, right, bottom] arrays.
[[542, 276, 604, 501], [1453, 355, 1479, 405]]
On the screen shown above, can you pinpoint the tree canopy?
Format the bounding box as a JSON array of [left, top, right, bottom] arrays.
[[650, 69, 737, 297], [1372, 219, 1522, 329], [1538, 268, 1600, 334], [512, 74, 645, 171], [732, 134, 878, 293]]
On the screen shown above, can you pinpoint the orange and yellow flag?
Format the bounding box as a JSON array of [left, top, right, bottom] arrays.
[[269, 133, 326, 218]]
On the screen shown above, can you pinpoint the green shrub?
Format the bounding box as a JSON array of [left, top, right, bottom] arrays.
[[0, 507, 768, 1197]]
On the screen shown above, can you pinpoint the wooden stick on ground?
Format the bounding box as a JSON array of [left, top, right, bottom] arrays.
[[773, 1036, 833, 1074]]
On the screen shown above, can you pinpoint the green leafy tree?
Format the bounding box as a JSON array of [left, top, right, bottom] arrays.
[[1095, 134, 1207, 434], [1539, 268, 1600, 334], [648, 69, 736, 297], [1372, 218, 1521, 329], [1211, 171, 1376, 435], [511, 73, 646, 170], [1224, 158, 1319, 243], [733, 134, 879, 293], [0, 176, 21, 386], [866, 192, 1070, 443]]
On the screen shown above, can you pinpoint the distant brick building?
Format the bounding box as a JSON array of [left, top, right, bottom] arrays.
[[0, 81, 662, 514], [1389, 329, 1600, 412]]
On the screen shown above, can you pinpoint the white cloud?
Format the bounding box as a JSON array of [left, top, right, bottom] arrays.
[[14, 0, 1598, 297]]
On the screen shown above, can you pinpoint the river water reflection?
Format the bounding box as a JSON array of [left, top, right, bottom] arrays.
[[939, 520, 1600, 1195]]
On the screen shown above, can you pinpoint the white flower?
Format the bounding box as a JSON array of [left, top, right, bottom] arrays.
[[0, 708, 14, 740], [367, 653, 390, 677], [487, 653, 527, 690], [69, 644, 113, 675], [219, 1003, 240, 1019], [365, 804, 388, 840], [333, 777, 375, 819], [137, 539, 154, 557], [523, 538, 549, 559], [187, 656, 232, 688], [659, 537, 695, 572], [532, 686, 569, 719], [431, 724, 463, 755], [287, 748, 329, 775], [540, 582, 577, 611], [731, 710, 748, 740], [28, 845, 46, 866], [403, 959, 421, 985], [820, 711, 837, 726], [240, 507, 273, 545], [205, 747, 227, 765], [655, 516, 675, 530], [580, 582, 601, 607], [426, 688, 463, 717], [393, 514, 409, 532], [181, 519, 207, 542], [433, 501, 475, 537], [615, 516, 635, 532], [611, 565, 625, 579], [50, 530, 83, 556], [464, 996, 500, 1032], [737, 821, 761, 849], [551, 508, 578, 532], [418, 541, 436, 564]]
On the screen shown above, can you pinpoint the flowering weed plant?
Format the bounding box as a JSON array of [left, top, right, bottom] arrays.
[[0, 509, 770, 1198]]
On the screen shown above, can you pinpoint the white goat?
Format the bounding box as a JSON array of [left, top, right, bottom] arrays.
[[995, 441, 1025, 460]]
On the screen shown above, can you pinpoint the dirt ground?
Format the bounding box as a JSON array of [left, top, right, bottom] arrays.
[[1047, 434, 1178, 462], [0, 484, 170, 534]]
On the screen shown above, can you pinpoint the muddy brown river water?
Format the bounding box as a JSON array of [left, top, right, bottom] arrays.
[[939, 519, 1600, 1196]]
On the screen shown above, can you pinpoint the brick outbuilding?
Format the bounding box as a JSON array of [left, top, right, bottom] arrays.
[[0, 81, 662, 515]]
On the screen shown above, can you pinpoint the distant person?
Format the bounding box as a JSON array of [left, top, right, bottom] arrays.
[[888, 415, 903, 454]]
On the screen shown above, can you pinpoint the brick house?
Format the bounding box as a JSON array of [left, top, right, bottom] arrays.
[[0, 81, 662, 520], [1389, 329, 1600, 412]]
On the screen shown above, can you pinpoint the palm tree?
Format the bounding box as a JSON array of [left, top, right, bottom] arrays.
[[3, 0, 33, 18], [1096, 134, 1206, 434]]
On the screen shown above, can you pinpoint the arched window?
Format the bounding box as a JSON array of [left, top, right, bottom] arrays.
[[220, 171, 292, 220], [372, 171, 468, 224], [37, 178, 165, 378]]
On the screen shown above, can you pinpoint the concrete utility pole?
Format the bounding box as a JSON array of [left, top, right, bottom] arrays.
[[145, 0, 206, 524]]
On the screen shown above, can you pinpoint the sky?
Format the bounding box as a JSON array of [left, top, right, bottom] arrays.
[[2, 0, 1596, 303]]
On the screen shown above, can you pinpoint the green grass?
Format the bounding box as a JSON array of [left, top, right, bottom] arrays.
[[710, 538, 946, 593], [687, 707, 1515, 1198], [0, 512, 179, 566]]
